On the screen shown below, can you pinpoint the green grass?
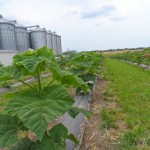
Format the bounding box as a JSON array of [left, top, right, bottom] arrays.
[[101, 108, 117, 129], [104, 58, 150, 149]]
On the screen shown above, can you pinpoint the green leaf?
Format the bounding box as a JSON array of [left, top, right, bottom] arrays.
[[5, 85, 74, 141], [11, 124, 79, 150], [0, 114, 20, 147], [34, 123, 78, 150], [13, 47, 55, 74], [51, 68, 88, 93], [49, 123, 68, 142], [80, 73, 97, 82], [10, 137, 35, 150], [34, 134, 66, 150], [4, 92, 16, 99], [31, 124, 68, 150], [67, 107, 92, 119], [67, 133, 79, 144], [0, 67, 13, 82]]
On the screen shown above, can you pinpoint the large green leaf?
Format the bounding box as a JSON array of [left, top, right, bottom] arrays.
[[5, 85, 74, 141], [51, 68, 88, 93], [13, 47, 55, 74], [33, 123, 78, 150], [0, 114, 20, 147]]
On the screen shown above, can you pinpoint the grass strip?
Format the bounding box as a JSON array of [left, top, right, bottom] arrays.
[[104, 58, 150, 149]]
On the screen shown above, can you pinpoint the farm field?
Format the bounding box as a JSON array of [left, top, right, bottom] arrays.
[[81, 58, 150, 150], [0, 48, 150, 150]]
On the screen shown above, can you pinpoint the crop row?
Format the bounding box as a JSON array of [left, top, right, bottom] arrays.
[[110, 48, 150, 67], [0, 47, 103, 150]]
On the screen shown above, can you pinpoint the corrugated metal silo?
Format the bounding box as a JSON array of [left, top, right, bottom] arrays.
[[30, 28, 47, 50], [13, 21, 29, 52], [27, 31, 31, 49], [46, 30, 53, 49], [0, 15, 17, 50], [52, 32, 58, 55], [57, 35, 62, 55]]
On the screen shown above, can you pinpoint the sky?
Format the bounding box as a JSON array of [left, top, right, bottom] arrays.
[[0, 0, 150, 51]]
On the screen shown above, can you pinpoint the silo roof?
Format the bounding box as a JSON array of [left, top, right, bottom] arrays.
[[13, 20, 27, 29], [46, 30, 52, 33], [52, 32, 57, 35], [30, 28, 46, 33]]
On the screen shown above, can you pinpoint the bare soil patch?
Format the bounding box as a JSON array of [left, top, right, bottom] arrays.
[[80, 77, 119, 150]]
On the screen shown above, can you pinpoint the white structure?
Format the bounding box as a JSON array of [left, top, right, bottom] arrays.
[[0, 50, 17, 66]]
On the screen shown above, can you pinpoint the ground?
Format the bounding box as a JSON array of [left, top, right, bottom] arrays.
[[80, 76, 119, 150], [80, 59, 150, 150]]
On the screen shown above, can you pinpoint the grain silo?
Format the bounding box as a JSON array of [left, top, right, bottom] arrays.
[[46, 30, 53, 49], [12, 20, 29, 52], [30, 28, 47, 50], [57, 35, 62, 55], [27, 31, 31, 49], [52, 32, 58, 55], [0, 15, 17, 50]]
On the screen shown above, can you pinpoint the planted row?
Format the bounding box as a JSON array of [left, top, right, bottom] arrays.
[[110, 48, 150, 67], [0, 47, 103, 150]]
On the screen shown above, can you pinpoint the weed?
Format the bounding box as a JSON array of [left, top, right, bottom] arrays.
[[119, 126, 147, 149], [101, 108, 117, 129]]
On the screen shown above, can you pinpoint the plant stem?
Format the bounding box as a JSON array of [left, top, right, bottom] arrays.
[[46, 79, 55, 87], [18, 79, 37, 93], [37, 66, 42, 96]]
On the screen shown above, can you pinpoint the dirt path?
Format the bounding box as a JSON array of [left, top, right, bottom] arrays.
[[80, 76, 118, 150]]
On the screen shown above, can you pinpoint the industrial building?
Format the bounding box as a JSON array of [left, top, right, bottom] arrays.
[[0, 15, 62, 62]]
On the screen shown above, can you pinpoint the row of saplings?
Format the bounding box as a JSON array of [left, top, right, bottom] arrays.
[[111, 48, 150, 67], [0, 47, 103, 150]]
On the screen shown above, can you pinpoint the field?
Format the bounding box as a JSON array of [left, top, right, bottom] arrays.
[[0, 48, 150, 150], [81, 58, 150, 149]]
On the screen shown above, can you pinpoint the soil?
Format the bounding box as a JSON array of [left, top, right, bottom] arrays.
[[80, 76, 119, 150]]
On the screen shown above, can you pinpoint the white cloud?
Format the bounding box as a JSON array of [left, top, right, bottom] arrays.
[[0, 0, 150, 51]]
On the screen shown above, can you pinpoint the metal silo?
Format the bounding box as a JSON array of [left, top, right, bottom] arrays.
[[27, 31, 31, 49], [52, 32, 58, 55], [30, 28, 47, 50], [12, 20, 29, 52], [46, 30, 53, 49], [0, 15, 17, 50], [57, 35, 62, 55]]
